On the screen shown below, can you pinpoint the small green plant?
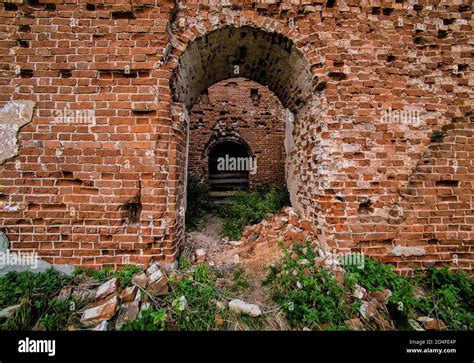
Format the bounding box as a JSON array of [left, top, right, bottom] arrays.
[[0, 269, 70, 309], [218, 188, 289, 239], [166, 264, 227, 330], [343, 256, 417, 316], [121, 308, 167, 331], [178, 255, 192, 270], [264, 242, 357, 330], [417, 267, 473, 330], [72, 265, 141, 286], [343, 256, 474, 330], [185, 181, 213, 231], [38, 299, 77, 331], [431, 130, 446, 142]]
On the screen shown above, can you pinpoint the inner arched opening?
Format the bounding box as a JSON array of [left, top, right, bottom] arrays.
[[187, 77, 287, 202], [208, 139, 250, 200]]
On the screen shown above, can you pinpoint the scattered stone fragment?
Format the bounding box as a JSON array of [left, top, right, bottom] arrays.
[[121, 285, 138, 303], [314, 257, 325, 268], [32, 321, 46, 331], [115, 301, 140, 330], [71, 288, 96, 302], [215, 314, 224, 327], [195, 248, 207, 262], [359, 300, 378, 320], [417, 316, 433, 323], [0, 304, 20, 318], [132, 272, 148, 289], [148, 268, 164, 284], [419, 317, 447, 330], [146, 262, 161, 277], [353, 284, 367, 300], [80, 294, 119, 326], [148, 269, 168, 296], [367, 289, 392, 304], [228, 299, 261, 317], [92, 321, 108, 331], [57, 286, 73, 301], [238, 207, 320, 252], [315, 323, 332, 331], [95, 278, 120, 300], [345, 318, 364, 331], [408, 319, 425, 331]]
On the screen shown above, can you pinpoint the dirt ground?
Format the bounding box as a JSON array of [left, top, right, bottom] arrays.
[[185, 214, 287, 328], [187, 214, 282, 279]]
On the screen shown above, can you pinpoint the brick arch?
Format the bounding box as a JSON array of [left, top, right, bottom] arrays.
[[170, 25, 317, 113], [203, 133, 253, 160]]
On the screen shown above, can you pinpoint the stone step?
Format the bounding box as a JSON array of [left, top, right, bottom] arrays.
[[209, 178, 249, 184]]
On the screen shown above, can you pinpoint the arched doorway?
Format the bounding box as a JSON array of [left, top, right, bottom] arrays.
[[208, 139, 251, 201], [170, 24, 317, 237]]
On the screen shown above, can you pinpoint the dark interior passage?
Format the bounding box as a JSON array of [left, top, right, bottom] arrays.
[[208, 140, 250, 200]]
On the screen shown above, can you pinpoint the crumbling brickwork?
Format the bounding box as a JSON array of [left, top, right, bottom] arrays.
[[188, 78, 286, 189], [0, 0, 472, 272]]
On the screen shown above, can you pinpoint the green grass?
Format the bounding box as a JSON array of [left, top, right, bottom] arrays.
[[165, 264, 228, 331], [230, 267, 252, 293], [217, 188, 289, 239], [72, 265, 141, 286], [343, 256, 418, 316], [0, 269, 72, 331], [264, 246, 473, 331], [0, 269, 70, 309], [417, 267, 473, 330]]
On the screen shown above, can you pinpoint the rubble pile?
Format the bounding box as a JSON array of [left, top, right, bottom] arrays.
[[239, 207, 325, 249], [57, 263, 170, 331]]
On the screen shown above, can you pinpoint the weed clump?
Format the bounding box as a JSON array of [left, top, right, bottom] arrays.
[[431, 130, 446, 142], [218, 188, 289, 239], [72, 265, 141, 286], [0, 269, 72, 330], [122, 264, 228, 331], [263, 242, 357, 330], [343, 256, 474, 330]]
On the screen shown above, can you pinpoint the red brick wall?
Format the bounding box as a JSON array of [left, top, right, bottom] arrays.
[[0, 0, 471, 272], [188, 78, 286, 189], [0, 0, 180, 269]]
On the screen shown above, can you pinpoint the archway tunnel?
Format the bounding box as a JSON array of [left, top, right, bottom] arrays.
[[171, 25, 316, 231]]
